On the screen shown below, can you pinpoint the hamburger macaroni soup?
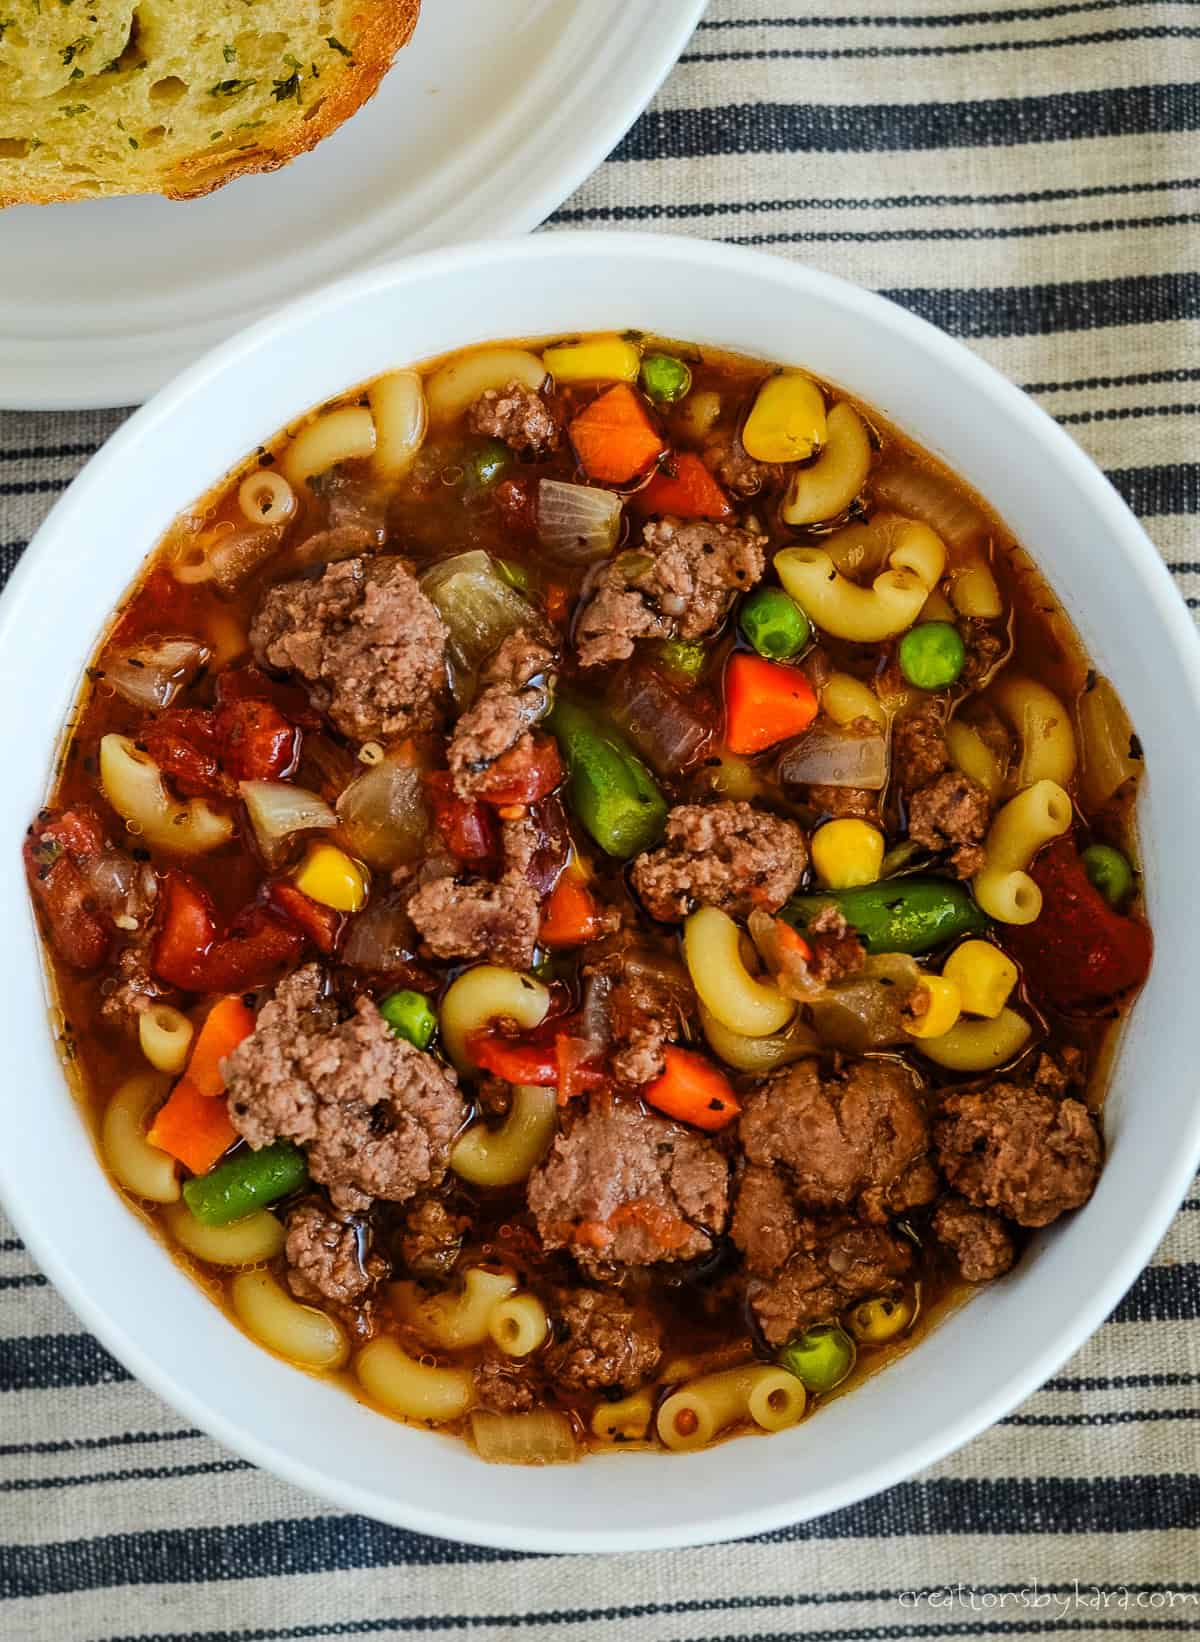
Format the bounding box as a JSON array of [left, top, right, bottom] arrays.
[[25, 335, 1153, 1464]]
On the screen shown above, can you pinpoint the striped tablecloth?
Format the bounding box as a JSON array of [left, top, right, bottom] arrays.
[[2, 2, 1198, 1635]]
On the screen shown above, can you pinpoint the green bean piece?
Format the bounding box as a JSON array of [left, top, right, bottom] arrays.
[[548, 699, 668, 860], [379, 989, 437, 1050], [778, 1324, 856, 1392], [1081, 843, 1135, 908], [655, 638, 707, 681], [898, 621, 965, 690], [784, 876, 988, 955], [464, 438, 511, 491], [495, 558, 533, 594], [739, 586, 811, 660], [640, 353, 693, 404], [182, 1140, 308, 1228]]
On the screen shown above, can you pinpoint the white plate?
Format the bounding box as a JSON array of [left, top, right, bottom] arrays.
[[0, 0, 704, 411]]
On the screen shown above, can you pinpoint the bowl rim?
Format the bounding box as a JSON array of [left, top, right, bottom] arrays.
[[3, 231, 1200, 1554]]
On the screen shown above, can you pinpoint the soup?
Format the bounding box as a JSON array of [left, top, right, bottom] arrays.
[[24, 333, 1153, 1463]]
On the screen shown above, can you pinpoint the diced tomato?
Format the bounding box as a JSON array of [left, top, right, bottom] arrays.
[[477, 734, 563, 808], [152, 870, 303, 993], [1002, 840, 1153, 1012], [467, 1030, 558, 1087], [23, 808, 112, 971], [140, 709, 232, 800], [544, 582, 571, 627], [634, 452, 734, 521], [215, 664, 322, 728], [266, 881, 342, 955], [214, 696, 300, 782], [425, 771, 499, 864]]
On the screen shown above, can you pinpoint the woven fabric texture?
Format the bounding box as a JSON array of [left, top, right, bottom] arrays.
[[1, 1, 1198, 1636]]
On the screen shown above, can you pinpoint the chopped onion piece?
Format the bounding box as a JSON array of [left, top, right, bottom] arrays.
[[607, 663, 713, 776], [421, 551, 551, 705], [240, 780, 337, 865], [342, 895, 421, 973], [102, 639, 209, 711], [777, 718, 888, 791], [470, 1409, 578, 1466], [537, 479, 622, 563], [871, 460, 990, 553], [808, 954, 922, 1052], [336, 756, 429, 871]]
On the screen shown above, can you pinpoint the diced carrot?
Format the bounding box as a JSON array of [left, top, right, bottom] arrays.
[[184, 994, 256, 1098], [634, 452, 733, 521], [643, 1046, 741, 1132], [540, 867, 607, 948], [723, 652, 818, 756], [569, 383, 667, 484], [146, 1078, 238, 1175]]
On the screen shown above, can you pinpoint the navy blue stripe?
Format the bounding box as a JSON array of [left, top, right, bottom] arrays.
[[0, 1272, 47, 1291], [1002, 1409, 1200, 1427], [7, 1476, 1200, 1598], [684, 24, 1200, 62], [0, 441, 98, 465], [0, 1237, 25, 1253], [730, 210, 1200, 248], [84, 1608, 1200, 1642], [881, 272, 1200, 338], [1106, 462, 1200, 516], [551, 175, 1200, 225], [1110, 1264, 1200, 1322], [0, 476, 67, 498], [1023, 367, 1200, 394], [696, 3, 1200, 29], [0, 1428, 201, 1458], [0, 1458, 251, 1494], [1057, 402, 1200, 425], [0, 1333, 130, 1393], [1046, 1371, 1200, 1391], [613, 85, 1200, 162]]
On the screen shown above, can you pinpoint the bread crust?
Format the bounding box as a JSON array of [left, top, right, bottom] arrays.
[[0, 0, 421, 208]]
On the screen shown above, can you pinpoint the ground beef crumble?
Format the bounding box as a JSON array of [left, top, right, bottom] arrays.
[[447, 631, 556, 798], [575, 519, 766, 668], [931, 1194, 1016, 1282], [284, 1201, 388, 1306], [893, 702, 992, 875], [933, 1083, 1102, 1228], [224, 965, 464, 1212], [544, 1287, 663, 1393], [250, 557, 447, 744], [631, 800, 806, 922], [467, 382, 561, 457]]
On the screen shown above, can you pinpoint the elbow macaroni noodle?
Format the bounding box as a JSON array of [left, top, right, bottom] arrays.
[[355, 1338, 474, 1424], [488, 1294, 550, 1358], [397, 1267, 518, 1350], [101, 1073, 179, 1203], [165, 1202, 284, 1267], [821, 671, 887, 729], [990, 675, 1077, 787], [781, 401, 872, 526], [450, 1084, 558, 1188], [231, 1270, 349, 1371], [425, 348, 547, 424], [657, 1364, 806, 1452], [946, 718, 1005, 800], [775, 520, 944, 644], [438, 965, 550, 1074], [138, 1003, 194, 1075], [282, 404, 377, 487], [684, 906, 795, 1037], [699, 1001, 818, 1074], [100, 734, 233, 856], [368, 370, 428, 479], [236, 469, 296, 528], [915, 1006, 1032, 1072], [973, 778, 1073, 925]]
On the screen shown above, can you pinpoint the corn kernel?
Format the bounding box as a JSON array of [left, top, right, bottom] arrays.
[[542, 336, 641, 385], [741, 373, 827, 464], [846, 1293, 915, 1345], [293, 843, 369, 912], [906, 974, 962, 1039], [811, 818, 884, 890], [942, 939, 1019, 1018]]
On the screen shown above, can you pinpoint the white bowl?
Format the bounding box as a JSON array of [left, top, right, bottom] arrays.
[[2, 234, 1198, 1553]]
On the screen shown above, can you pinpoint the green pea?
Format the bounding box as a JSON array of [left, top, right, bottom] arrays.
[[1081, 843, 1134, 908], [464, 438, 511, 491], [640, 353, 692, 404], [898, 621, 966, 690], [379, 989, 437, 1050], [777, 1324, 856, 1393], [656, 638, 707, 681], [739, 586, 811, 660]]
